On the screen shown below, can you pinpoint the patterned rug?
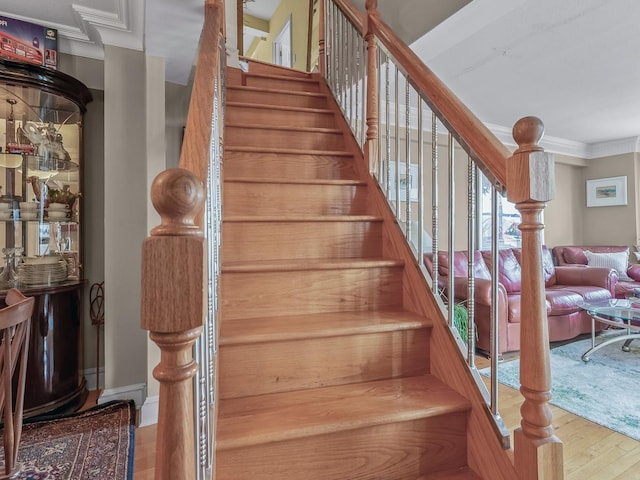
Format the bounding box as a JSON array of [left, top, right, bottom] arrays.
[[0, 400, 136, 480], [480, 332, 640, 441]]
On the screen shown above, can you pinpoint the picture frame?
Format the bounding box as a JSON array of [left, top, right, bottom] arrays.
[[586, 176, 627, 207], [389, 162, 419, 202]]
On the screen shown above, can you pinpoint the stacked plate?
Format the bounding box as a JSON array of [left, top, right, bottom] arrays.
[[19, 202, 41, 221], [0, 203, 12, 221], [47, 203, 70, 221], [17, 256, 68, 286]]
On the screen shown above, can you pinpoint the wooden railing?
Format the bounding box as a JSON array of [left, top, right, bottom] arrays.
[[141, 0, 225, 479], [321, 0, 563, 478]]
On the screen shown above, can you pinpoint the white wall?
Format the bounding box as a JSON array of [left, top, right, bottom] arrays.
[[103, 45, 150, 400]]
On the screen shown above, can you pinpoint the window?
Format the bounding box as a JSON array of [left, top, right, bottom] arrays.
[[479, 174, 522, 250]]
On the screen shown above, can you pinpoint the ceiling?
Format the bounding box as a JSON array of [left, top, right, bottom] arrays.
[[1, 0, 638, 156]]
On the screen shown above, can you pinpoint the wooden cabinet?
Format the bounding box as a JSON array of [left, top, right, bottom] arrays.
[[0, 59, 92, 416]]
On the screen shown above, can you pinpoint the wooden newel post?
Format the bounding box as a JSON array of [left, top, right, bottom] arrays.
[[507, 117, 563, 480], [364, 0, 379, 175], [141, 168, 206, 480]]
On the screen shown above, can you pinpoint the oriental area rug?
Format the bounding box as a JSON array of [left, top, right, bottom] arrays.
[[480, 333, 640, 441], [0, 400, 136, 480]]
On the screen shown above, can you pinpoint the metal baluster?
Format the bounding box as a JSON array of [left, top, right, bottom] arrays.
[[467, 155, 477, 366], [385, 57, 391, 197], [347, 22, 353, 127], [431, 113, 439, 294], [447, 132, 455, 328], [417, 100, 424, 261], [404, 79, 411, 236], [490, 185, 500, 414], [394, 63, 400, 216]]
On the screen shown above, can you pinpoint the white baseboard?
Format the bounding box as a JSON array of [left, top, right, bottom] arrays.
[[140, 395, 159, 427], [99, 383, 147, 409]]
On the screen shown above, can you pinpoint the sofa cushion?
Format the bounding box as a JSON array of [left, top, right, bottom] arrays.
[[437, 250, 492, 280], [562, 246, 588, 265], [482, 249, 522, 293], [512, 246, 557, 286], [584, 249, 632, 281], [558, 285, 614, 304], [544, 288, 584, 316]]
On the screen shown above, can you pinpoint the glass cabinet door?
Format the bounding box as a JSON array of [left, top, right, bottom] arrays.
[[0, 74, 83, 289]]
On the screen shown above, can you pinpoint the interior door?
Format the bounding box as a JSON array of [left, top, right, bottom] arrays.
[[273, 16, 292, 67]]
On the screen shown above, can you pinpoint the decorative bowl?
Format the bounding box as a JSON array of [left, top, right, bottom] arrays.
[[48, 202, 68, 210], [47, 211, 68, 220]]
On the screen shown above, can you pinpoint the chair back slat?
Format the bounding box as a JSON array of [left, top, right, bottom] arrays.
[[0, 289, 34, 479]]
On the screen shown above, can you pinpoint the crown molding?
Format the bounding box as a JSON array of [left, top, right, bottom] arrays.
[[485, 122, 640, 160], [73, 0, 143, 51], [484, 122, 590, 158], [588, 136, 640, 159]]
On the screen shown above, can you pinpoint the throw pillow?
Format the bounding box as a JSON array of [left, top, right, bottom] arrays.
[[584, 249, 632, 281]]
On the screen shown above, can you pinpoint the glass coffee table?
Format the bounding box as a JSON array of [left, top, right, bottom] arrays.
[[580, 299, 640, 362]]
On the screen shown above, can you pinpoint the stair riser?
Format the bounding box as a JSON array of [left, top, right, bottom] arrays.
[[239, 62, 311, 78], [226, 126, 344, 150], [223, 221, 383, 262], [217, 414, 468, 480], [223, 183, 370, 216], [218, 328, 430, 399], [224, 152, 357, 180], [227, 87, 327, 109], [226, 105, 336, 128], [221, 266, 403, 320], [244, 76, 320, 92]]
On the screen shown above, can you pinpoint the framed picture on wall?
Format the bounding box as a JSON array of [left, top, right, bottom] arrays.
[[586, 176, 628, 207], [389, 162, 419, 202]]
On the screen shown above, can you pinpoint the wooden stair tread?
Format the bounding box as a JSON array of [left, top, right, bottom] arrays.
[[226, 101, 334, 115], [223, 214, 382, 222], [419, 467, 483, 479], [219, 310, 432, 345], [226, 122, 342, 134], [224, 177, 365, 186], [227, 84, 326, 98], [225, 145, 353, 156], [222, 258, 403, 273], [217, 375, 471, 451], [243, 72, 319, 84]]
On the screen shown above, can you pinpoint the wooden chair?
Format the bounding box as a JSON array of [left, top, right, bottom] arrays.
[[0, 289, 34, 479]]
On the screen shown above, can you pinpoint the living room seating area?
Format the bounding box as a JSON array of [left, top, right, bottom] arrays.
[[552, 245, 640, 298], [424, 246, 616, 354]]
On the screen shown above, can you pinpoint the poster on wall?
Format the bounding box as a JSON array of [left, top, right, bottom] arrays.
[[0, 16, 58, 70]]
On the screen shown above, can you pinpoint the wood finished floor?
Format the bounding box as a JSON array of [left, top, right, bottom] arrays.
[[130, 357, 640, 480]]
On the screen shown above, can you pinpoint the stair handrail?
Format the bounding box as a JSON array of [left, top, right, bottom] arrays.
[[322, 1, 563, 478], [141, 0, 225, 479], [368, 3, 510, 189]]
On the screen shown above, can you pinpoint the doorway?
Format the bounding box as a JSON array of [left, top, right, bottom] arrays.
[[273, 15, 292, 67]]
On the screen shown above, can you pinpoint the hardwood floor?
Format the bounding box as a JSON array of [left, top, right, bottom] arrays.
[[131, 363, 640, 479]]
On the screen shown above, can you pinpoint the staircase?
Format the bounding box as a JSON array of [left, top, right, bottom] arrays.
[[216, 63, 482, 479]]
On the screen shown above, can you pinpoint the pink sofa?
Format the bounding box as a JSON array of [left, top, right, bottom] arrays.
[[552, 245, 640, 298], [424, 247, 615, 355]]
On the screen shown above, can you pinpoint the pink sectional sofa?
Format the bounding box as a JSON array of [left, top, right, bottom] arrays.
[[552, 245, 640, 298], [424, 246, 615, 355]]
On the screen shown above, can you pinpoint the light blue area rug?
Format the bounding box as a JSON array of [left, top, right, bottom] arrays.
[[481, 333, 640, 441]]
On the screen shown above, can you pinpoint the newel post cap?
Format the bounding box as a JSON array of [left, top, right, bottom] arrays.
[[150, 168, 205, 237], [507, 116, 555, 204]]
